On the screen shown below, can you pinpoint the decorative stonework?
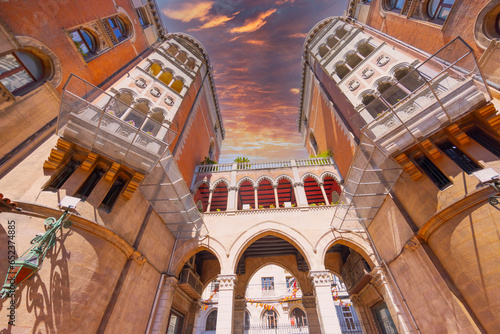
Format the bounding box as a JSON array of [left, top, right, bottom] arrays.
[[394, 153, 423, 181], [130, 250, 146, 265], [293, 182, 304, 187], [348, 80, 360, 91], [309, 270, 332, 287], [421, 139, 442, 160], [228, 186, 237, 191], [234, 298, 247, 311], [81, 152, 99, 171], [123, 171, 145, 199], [404, 234, 424, 251], [217, 274, 237, 290], [377, 55, 391, 67], [446, 124, 470, 146], [349, 294, 363, 306], [362, 67, 374, 79], [163, 276, 178, 294], [370, 267, 387, 288], [43, 138, 74, 170], [105, 162, 121, 181], [302, 295, 316, 308]]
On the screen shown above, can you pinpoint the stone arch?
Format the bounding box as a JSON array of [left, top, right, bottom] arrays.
[[171, 238, 227, 277], [228, 222, 318, 274], [193, 179, 210, 192], [344, 50, 363, 69], [301, 172, 321, 184], [316, 231, 377, 270], [16, 35, 63, 88], [388, 62, 412, 77], [318, 43, 329, 57], [116, 7, 136, 43], [210, 178, 230, 191], [256, 175, 275, 187], [334, 61, 350, 80], [275, 174, 294, 184], [236, 177, 256, 189], [319, 171, 342, 185]]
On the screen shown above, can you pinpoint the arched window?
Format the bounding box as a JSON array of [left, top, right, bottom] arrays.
[[206, 310, 217, 331], [318, 44, 329, 58], [361, 92, 387, 118], [210, 183, 228, 212], [427, 0, 455, 21], [335, 27, 348, 39], [108, 90, 134, 118], [70, 29, 97, 60], [290, 308, 307, 327], [357, 42, 375, 57], [386, 0, 405, 11], [159, 71, 173, 85], [142, 110, 165, 136], [263, 310, 277, 329], [107, 16, 129, 44], [149, 63, 162, 77], [394, 67, 426, 93], [327, 35, 339, 48], [345, 52, 362, 69], [238, 180, 255, 210], [304, 176, 324, 205], [176, 51, 188, 63], [0, 51, 47, 95], [377, 80, 407, 105], [277, 178, 296, 207], [186, 58, 196, 70], [166, 44, 179, 57], [171, 79, 184, 94], [257, 179, 274, 208], [335, 63, 350, 80]]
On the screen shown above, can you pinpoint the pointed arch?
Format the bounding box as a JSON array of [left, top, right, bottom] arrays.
[[301, 172, 321, 184], [255, 175, 275, 187], [210, 178, 230, 191], [236, 177, 256, 189]]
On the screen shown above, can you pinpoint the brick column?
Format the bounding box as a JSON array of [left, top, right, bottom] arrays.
[[151, 276, 178, 334], [309, 271, 342, 334], [216, 274, 237, 334]]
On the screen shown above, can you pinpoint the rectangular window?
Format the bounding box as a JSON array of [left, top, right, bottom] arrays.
[[75, 167, 105, 199], [0, 53, 36, 94], [261, 277, 274, 290], [46, 159, 81, 190], [414, 155, 451, 190], [136, 8, 149, 27], [466, 128, 500, 158], [286, 276, 294, 288], [438, 141, 481, 174], [99, 177, 127, 212], [166, 309, 184, 334], [372, 302, 398, 334]]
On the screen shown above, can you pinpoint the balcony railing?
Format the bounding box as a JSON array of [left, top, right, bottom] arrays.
[[57, 74, 177, 174], [195, 157, 334, 173], [351, 37, 491, 157]]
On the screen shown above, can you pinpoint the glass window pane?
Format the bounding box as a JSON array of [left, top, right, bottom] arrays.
[[0, 54, 21, 75], [0, 70, 34, 92], [81, 31, 95, 51], [15, 51, 44, 80], [70, 31, 90, 56]]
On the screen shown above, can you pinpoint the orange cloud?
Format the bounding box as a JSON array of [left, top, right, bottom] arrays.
[[246, 39, 266, 45], [230, 8, 277, 34], [276, 0, 296, 5], [289, 33, 306, 38], [190, 10, 241, 31], [290, 88, 300, 95], [162, 1, 214, 22]]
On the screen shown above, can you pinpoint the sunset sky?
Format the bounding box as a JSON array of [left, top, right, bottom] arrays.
[[158, 0, 347, 162]]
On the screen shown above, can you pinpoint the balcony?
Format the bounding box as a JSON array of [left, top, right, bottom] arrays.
[[57, 74, 176, 174], [351, 37, 491, 157]]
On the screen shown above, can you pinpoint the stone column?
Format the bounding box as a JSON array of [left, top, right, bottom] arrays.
[[303, 295, 321, 334], [293, 182, 309, 207], [233, 297, 247, 334], [350, 295, 374, 334], [185, 301, 201, 334], [371, 267, 412, 334], [216, 274, 237, 334], [227, 186, 237, 211], [206, 189, 214, 212], [151, 276, 178, 334], [273, 185, 280, 208], [309, 271, 342, 334], [319, 182, 329, 204], [254, 186, 258, 209]]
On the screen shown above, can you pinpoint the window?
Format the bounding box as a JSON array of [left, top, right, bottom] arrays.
[[75, 167, 105, 199], [263, 310, 277, 329], [0, 51, 45, 95], [290, 308, 307, 327], [342, 306, 356, 330], [285, 276, 295, 289], [70, 29, 97, 60], [414, 154, 451, 190], [107, 17, 128, 44], [466, 128, 500, 158], [309, 132, 319, 154], [136, 8, 149, 27], [387, 0, 405, 11], [437, 141, 481, 174], [261, 277, 274, 290], [427, 0, 455, 21], [345, 52, 363, 69], [335, 63, 350, 80], [362, 93, 387, 118], [245, 311, 250, 330], [46, 159, 81, 191], [100, 177, 127, 212], [205, 310, 217, 331], [166, 309, 184, 334], [371, 302, 398, 334]]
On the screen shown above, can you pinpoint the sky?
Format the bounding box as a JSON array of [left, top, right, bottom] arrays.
[[157, 0, 347, 163]]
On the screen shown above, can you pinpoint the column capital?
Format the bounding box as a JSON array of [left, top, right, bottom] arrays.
[[293, 182, 304, 187], [217, 274, 237, 290], [228, 186, 237, 191], [309, 270, 332, 287], [318, 182, 324, 186], [370, 267, 387, 288], [162, 276, 178, 293], [302, 295, 317, 309], [253, 186, 259, 190], [349, 294, 363, 306], [234, 297, 247, 311]]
